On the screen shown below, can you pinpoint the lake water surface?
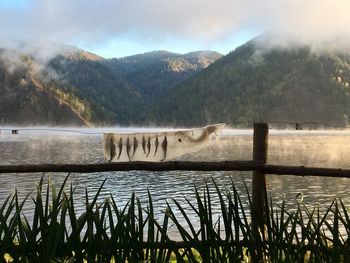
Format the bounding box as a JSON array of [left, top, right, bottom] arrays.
[[1, 128, 350, 233]]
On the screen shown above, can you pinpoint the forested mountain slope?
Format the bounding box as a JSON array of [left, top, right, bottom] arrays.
[[0, 47, 221, 126], [149, 40, 350, 126], [103, 51, 222, 99]]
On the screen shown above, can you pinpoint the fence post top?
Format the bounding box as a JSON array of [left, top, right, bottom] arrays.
[[254, 122, 269, 127]]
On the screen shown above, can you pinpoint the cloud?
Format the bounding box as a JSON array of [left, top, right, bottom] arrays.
[[258, 0, 350, 48], [1, 0, 350, 53], [0, 0, 248, 44], [0, 48, 26, 74]]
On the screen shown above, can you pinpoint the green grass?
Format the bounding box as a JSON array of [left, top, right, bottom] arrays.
[[0, 174, 349, 262]]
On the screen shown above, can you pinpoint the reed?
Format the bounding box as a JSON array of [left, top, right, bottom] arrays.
[[0, 174, 349, 262]]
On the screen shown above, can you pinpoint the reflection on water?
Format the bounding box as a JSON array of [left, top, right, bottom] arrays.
[[1, 129, 350, 230]]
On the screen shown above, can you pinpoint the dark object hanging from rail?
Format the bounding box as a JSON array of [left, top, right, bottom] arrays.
[[295, 123, 302, 130], [12, 130, 18, 134]]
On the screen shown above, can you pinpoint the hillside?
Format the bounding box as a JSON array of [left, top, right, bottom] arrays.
[[0, 46, 222, 126], [0, 47, 141, 125], [103, 51, 222, 98], [7, 39, 350, 128], [47, 53, 142, 124], [149, 39, 350, 126], [0, 49, 92, 125]]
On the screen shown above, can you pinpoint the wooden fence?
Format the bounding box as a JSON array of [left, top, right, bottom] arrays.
[[1, 124, 350, 225], [1, 123, 350, 221], [2, 123, 350, 261]]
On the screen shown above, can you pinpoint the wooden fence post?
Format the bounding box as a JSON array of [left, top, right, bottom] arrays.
[[252, 123, 269, 261]]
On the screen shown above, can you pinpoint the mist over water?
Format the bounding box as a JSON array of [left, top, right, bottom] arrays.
[[1, 128, 350, 233]]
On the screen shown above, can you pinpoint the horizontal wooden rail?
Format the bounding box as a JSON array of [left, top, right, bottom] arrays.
[[0, 161, 258, 173], [1, 161, 350, 178]]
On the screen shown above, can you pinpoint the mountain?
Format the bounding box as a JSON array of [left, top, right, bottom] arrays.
[[0, 47, 142, 125], [103, 51, 222, 98], [149, 38, 350, 126], [46, 52, 143, 124], [0, 48, 92, 125], [5, 39, 350, 128], [0, 46, 221, 126]]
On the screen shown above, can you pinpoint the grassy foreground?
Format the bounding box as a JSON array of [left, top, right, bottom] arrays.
[[0, 175, 350, 262]]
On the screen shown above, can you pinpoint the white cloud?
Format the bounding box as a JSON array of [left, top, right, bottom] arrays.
[[1, 0, 350, 53]]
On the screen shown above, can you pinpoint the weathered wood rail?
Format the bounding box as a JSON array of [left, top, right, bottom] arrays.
[[2, 161, 350, 178]]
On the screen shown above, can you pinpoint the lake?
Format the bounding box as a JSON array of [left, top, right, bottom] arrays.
[[1, 128, 350, 233]]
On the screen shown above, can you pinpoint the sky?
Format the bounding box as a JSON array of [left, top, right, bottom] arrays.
[[1, 0, 350, 58]]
